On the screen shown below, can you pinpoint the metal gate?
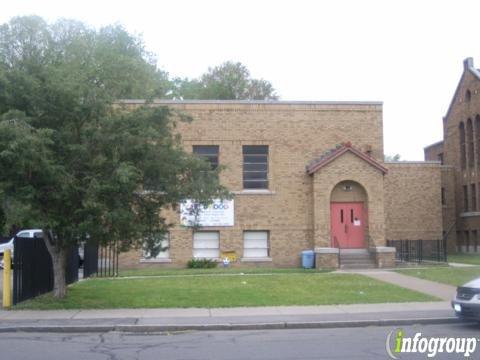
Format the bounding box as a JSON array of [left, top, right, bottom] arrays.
[[82, 240, 118, 278], [386, 239, 447, 263]]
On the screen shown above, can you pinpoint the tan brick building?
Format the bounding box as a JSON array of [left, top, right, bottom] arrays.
[[119, 100, 443, 269], [425, 58, 480, 253]]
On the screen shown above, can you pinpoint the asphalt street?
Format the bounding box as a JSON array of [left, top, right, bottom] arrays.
[[0, 323, 478, 360]]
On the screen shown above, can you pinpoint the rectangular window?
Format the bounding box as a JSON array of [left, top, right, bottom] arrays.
[[193, 231, 219, 259], [472, 184, 477, 211], [243, 145, 268, 189], [441, 187, 446, 206], [463, 185, 469, 212], [143, 232, 170, 260], [243, 231, 269, 258], [193, 145, 219, 170]]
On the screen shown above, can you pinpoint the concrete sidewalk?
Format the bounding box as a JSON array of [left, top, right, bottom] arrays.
[[343, 270, 457, 301], [0, 301, 458, 332]]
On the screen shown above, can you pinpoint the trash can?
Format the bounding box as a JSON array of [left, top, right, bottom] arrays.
[[301, 250, 315, 269]]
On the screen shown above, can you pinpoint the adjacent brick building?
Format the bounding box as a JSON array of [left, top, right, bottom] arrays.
[[118, 100, 443, 269], [425, 58, 480, 253]]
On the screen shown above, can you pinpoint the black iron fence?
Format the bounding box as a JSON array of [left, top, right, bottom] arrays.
[[12, 236, 117, 305], [65, 246, 80, 285], [386, 239, 447, 263], [83, 241, 99, 278], [97, 241, 119, 277], [81, 240, 118, 278], [13, 236, 54, 304]]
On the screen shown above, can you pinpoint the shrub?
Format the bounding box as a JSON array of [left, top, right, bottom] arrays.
[[187, 258, 218, 269]]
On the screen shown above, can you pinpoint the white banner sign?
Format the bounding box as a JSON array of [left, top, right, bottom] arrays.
[[180, 199, 234, 227]]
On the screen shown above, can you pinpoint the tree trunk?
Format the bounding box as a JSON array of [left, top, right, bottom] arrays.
[[42, 230, 67, 298], [51, 249, 67, 298]]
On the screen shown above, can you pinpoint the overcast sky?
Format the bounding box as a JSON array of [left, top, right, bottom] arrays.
[[2, 0, 479, 160]]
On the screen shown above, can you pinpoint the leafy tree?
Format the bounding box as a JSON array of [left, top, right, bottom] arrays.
[[384, 154, 401, 161], [174, 61, 279, 100], [0, 16, 227, 298]]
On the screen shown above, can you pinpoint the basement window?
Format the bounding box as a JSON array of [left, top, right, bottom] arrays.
[[243, 231, 269, 258], [193, 231, 220, 259], [142, 232, 170, 261]]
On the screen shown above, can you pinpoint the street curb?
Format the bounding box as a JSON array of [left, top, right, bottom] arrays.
[[0, 317, 462, 333]]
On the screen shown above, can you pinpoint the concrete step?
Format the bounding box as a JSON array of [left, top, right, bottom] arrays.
[[340, 259, 375, 265], [340, 256, 374, 261], [338, 249, 376, 269], [340, 255, 373, 260], [339, 249, 369, 255]]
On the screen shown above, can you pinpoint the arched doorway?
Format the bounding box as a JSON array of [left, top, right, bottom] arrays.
[[330, 180, 368, 249]]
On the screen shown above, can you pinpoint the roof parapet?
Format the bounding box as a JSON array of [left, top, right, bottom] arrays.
[[463, 57, 480, 80], [464, 57, 474, 71]]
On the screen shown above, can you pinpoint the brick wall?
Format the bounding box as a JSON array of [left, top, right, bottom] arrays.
[[439, 59, 480, 251], [384, 162, 442, 240], [424, 141, 444, 163], [118, 101, 386, 268], [117, 100, 442, 268]]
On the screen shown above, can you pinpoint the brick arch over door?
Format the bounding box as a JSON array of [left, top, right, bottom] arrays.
[[309, 148, 386, 249]]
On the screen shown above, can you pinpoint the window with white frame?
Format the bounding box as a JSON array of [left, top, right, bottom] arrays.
[[142, 232, 170, 260], [243, 231, 269, 258], [193, 231, 219, 259]]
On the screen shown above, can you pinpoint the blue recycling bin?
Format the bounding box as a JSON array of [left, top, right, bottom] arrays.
[[301, 250, 315, 269]]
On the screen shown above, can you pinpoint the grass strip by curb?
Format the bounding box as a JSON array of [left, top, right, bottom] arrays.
[[15, 273, 438, 310]]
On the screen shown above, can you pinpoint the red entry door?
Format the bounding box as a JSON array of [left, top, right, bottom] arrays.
[[330, 202, 365, 249]]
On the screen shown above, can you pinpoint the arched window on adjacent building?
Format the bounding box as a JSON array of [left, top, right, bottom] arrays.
[[476, 115, 480, 168], [466, 89, 472, 102], [467, 118, 474, 168], [460, 121, 466, 169]]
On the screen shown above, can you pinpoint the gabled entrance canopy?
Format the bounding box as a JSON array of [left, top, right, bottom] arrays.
[[306, 142, 388, 175]]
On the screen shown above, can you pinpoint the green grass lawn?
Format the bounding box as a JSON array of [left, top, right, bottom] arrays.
[[397, 267, 480, 287], [15, 273, 438, 310], [448, 254, 480, 265], [119, 267, 326, 277]]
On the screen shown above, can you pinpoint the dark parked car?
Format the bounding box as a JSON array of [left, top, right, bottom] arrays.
[[452, 277, 480, 322]]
